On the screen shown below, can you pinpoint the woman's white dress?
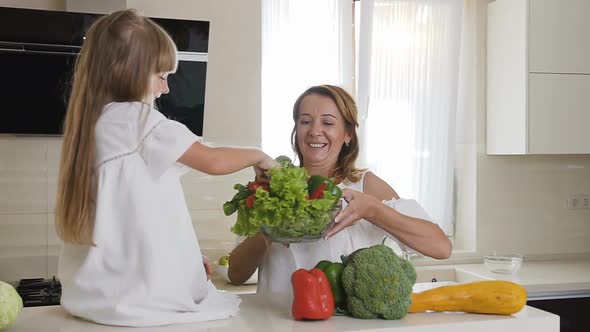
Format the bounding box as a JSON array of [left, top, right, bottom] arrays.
[[58, 102, 240, 327], [255, 170, 438, 297]]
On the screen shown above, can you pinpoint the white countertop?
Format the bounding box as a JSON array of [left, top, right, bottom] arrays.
[[453, 260, 590, 300], [8, 294, 558, 332], [211, 275, 257, 294], [10, 258, 590, 332]]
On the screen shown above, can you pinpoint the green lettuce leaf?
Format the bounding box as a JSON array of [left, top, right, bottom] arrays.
[[225, 163, 342, 237]]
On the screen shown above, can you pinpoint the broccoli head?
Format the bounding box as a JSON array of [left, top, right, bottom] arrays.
[[274, 155, 294, 168], [341, 244, 416, 319]]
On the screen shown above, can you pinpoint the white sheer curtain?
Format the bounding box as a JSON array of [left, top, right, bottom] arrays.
[[357, 0, 464, 235], [261, 0, 353, 160]]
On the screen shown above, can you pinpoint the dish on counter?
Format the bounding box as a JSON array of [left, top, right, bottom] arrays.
[[483, 253, 524, 274], [213, 263, 258, 285]]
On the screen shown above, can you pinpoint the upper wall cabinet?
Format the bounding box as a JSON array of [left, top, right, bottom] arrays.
[[487, 0, 590, 155], [529, 0, 590, 74]]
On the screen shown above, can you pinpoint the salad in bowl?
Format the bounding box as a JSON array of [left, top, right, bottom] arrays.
[[223, 156, 342, 243]]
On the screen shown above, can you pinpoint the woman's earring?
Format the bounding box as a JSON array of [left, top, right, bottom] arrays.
[[345, 142, 350, 147]]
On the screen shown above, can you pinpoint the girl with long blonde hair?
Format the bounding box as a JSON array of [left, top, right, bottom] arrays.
[[56, 9, 277, 327]]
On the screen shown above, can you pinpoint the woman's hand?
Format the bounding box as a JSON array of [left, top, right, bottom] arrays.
[[324, 188, 381, 239], [228, 233, 272, 284], [203, 255, 213, 280]]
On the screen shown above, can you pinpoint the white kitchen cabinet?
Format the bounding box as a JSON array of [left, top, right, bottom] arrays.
[[529, 74, 590, 153], [487, 0, 590, 155], [529, 0, 590, 74]]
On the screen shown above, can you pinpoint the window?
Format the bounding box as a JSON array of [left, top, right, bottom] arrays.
[[262, 0, 468, 238], [261, 0, 353, 160], [356, 0, 464, 236]]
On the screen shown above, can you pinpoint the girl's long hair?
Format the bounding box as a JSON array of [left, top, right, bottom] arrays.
[[291, 85, 365, 184], [55, 9, 177, 244]]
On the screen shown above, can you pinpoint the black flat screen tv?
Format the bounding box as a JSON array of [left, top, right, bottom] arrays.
[[0, 7, 209, 136]]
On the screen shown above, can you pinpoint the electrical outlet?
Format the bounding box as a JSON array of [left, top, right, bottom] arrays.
[[567, 194, 580, 209], [567, 194, 590, 210]]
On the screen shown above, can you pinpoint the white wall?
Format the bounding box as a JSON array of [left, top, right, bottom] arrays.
[[0, 0, 261, 281], [468, 0, 590, 259], [0, 138, 60, 281], [0, 0, 64, 10]]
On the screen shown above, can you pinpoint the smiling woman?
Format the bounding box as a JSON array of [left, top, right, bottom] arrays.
[[228, 85, 451, 295]]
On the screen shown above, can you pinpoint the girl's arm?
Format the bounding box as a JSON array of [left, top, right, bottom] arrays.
[[203, 255, 212, 280], [227, 233, 270, 285], [178, 141, 277, 175], [325, 172, 452, 259]]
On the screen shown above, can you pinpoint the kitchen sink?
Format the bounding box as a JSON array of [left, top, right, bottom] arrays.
[[415, 265, 487, 283], [412, 265, 487, 292]]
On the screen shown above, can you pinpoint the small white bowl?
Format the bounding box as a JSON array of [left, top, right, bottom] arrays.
[[213, 263, 258, 285], [484, 254, 524, 274]]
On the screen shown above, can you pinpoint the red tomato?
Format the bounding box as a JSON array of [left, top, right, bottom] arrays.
[[245, 194, 256, 208], [247, 181, 261, 193]]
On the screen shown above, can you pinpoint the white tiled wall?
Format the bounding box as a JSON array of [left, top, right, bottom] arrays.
[[0, 138, 50, 280], [475, 154, 590, 256], [183, 170, 257, 256]]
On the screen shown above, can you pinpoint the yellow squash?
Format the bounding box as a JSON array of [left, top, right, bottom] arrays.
[[408, 280, 527, 315]]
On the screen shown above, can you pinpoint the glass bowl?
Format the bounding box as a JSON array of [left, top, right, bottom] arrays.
[[260, 203, 342, 244], [483, 253, 524, 274]]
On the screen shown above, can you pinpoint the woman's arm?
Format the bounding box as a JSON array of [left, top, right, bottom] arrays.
[[227, 233, 271, 285], [325, 172, 452, 259], [178, 141, 277, 176]]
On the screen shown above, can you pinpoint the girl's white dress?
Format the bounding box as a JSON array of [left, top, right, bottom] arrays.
[[58, 102, 240, 327], [255, 170, 439, 297]]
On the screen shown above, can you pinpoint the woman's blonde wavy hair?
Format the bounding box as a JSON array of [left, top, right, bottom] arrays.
[[55, 9, 178, 244], [291, 85, 365, 184]]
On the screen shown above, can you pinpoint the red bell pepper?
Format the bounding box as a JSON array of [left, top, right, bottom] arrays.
[[309, 182, 327, 199], [291, 268, 335, 320]]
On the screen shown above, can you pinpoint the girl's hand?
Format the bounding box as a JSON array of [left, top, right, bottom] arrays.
[[324, 188, 381, 239], [254, 154, 279, 182], [203, 255, 213, 280]]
